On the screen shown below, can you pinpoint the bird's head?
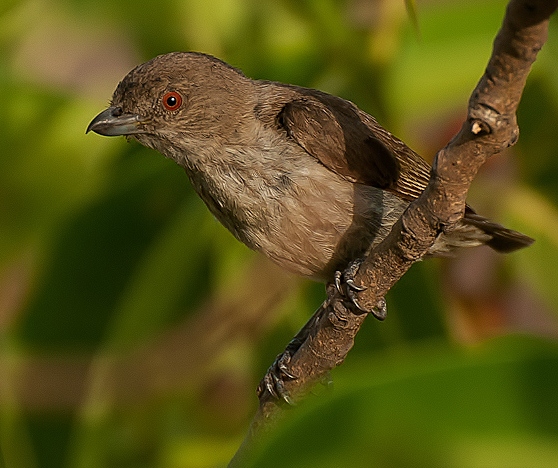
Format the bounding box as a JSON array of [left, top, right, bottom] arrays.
[[87, 52, 251, 154]]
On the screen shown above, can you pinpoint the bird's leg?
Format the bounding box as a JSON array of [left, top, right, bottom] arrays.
[[257, 304, 326, 405], [258, 259, 387, 404], [257, 267, 384, 405], [334, 258, 387, 321]]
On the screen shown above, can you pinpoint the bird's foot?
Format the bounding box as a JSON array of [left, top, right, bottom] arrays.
[[257, 306, 326, 404], [334, 258, 387, 321], [257, 334, 307, 405]]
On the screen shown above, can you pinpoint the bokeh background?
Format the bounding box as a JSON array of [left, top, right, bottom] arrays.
[[1, 0, 558, 466]]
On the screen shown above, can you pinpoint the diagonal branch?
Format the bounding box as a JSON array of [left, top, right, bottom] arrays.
[[353, 0, 556, 313], [229, 1, 557, 465]]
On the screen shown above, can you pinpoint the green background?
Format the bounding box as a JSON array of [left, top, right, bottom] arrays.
[[1, 0, 557, 466]]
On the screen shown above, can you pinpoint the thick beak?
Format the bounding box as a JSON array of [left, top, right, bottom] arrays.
[[86, 107, 146, 136]]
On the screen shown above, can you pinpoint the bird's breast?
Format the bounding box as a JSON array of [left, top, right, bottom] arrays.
[[182, 139, 406, 281]]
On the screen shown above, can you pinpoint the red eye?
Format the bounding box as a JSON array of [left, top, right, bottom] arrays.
[[162, 91, 183, 111]]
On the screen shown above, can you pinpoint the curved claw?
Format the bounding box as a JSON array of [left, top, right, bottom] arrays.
[[334, 270, 343, 294], [346, 287, 387, 320], [276, 350, 297, 380], [334, 259, 388, 321], [345, 278, 367, 292], [257, 351, 298, 405], [334, 263, 367, 295], [273, 377, 295, 406], [346, 287, 370, 313]]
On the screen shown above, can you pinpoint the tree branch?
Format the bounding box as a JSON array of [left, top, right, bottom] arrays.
[[229, 1, 557, 465], [353, 0, 556, 312]]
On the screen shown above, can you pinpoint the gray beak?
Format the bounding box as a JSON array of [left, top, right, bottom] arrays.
[[86, 106, 146, 136]]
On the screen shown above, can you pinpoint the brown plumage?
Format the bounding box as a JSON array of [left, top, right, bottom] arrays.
[[87, 52, 533, 281]]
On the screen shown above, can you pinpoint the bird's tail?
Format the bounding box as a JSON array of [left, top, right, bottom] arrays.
[[427, 206, 534, 256], [462, 207, 534, 253]]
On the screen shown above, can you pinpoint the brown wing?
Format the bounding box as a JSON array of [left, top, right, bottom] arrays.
[[278, 94, 431, 201]]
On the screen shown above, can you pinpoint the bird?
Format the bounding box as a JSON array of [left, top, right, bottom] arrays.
[[87, 52, 533, 285]]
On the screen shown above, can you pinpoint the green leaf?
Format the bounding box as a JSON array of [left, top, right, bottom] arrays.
[[247, 336, 558, 468]]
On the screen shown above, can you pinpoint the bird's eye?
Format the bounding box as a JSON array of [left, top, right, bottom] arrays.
[[162, 91, 183, 111]]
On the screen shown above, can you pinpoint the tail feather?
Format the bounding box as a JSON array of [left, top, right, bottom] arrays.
[[428, 206, 534, 256], [462, 210, 534, 253]]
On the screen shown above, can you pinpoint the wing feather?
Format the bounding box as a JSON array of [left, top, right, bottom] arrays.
[[278, 94, 431, 200]]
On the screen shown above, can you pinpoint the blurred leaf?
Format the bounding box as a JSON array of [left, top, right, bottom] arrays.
[[26, 414, 73, 468], [15, 149, 191, 349], [387, 0, 508, 126], [517, 77, 558, 206], [404, 0, 420, 37], [247, 336, 558, 468], [105, 194, 216, 348], [505, 187, 558, 315]]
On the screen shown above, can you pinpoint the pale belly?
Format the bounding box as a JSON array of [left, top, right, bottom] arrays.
[[186, 146, 408, 281], [257, 180, 407, 280]]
